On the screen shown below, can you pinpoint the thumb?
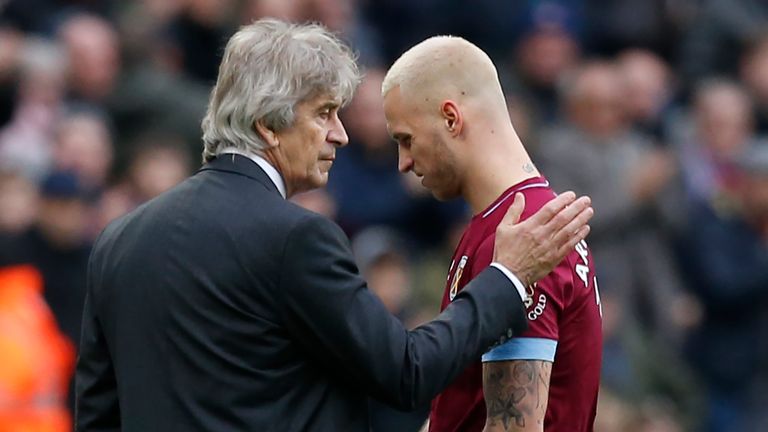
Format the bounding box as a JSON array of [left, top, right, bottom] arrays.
[[501, 193, 525, 226]]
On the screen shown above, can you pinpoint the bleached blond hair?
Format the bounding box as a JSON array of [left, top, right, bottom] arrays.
[[381, 36, 506, 114]]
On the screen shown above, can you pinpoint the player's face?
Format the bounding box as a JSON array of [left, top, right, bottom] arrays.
[[383, 86, 462, 200], [269, 94, 348, 196]]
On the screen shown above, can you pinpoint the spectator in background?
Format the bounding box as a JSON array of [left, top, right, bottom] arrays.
[[327, 69, 397, 232], [536, 61, 688, 342], [739, 32, 768, 135], [616, 49, 676, 144], [680, 0, 768, 88], [122, 136, 191, 202], [117, 0, 184, 75], [681, 143, 768, 432], [352, 226, 417, 327], [135, 0, 183, 22], [599, 284, 702, 432], [352, 226, 430, 432], [448, 0, 584, 67], [676, 80, 754, 205], [0, 171, 92, 412], [595, 387, 689, 432], [0, 27, 23, 129], [0, 37, 68, 181], [594, 389, 639, 432], [57, 10, 209, 167], [0, 0, 116, 34], [0, 170, 38, 235], [0, 171, 90, 349], [96, 133, 191, 233], [57, 12, 120, 106], [359, 0, 450, 66], [0, 264, 75, 432], [505, 95, 534, 149], [582, 0, 683, 58], [304, 0, 384, 68], [51, 110, 113, 198], [504, 0, 581, 128], [327, 69, 466, 247], [47, 109, 118, 242]]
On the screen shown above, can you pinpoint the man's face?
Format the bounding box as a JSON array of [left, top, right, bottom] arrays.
[[270, 94, 348, 196], [570, 73, 625, 138], [742, 173, 768, 219], [38, 197, 87, 249], [383, 86, 461, 201]]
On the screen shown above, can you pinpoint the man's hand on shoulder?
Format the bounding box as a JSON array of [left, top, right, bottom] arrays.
[[492, 192, 593, 287]]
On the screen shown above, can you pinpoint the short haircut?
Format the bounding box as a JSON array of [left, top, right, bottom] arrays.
[[201, 19, 360, 162], [381, 36, 506, 114]]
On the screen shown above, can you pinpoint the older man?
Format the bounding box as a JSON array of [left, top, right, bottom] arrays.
[[75, 19, 592, 431]]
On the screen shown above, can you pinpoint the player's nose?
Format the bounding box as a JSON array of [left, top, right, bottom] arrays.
[[398, 147, 413, 173]]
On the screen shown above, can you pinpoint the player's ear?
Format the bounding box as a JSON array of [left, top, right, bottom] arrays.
[[255, 120, 280, 148], [440, 100, 463, 137]]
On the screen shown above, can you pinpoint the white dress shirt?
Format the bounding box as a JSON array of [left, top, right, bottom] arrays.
[[219, 147, 286, 199]]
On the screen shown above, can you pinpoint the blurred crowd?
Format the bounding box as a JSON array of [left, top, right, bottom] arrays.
[[0, 0, 767, 431]]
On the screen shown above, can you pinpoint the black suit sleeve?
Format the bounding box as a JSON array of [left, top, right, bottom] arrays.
[[75, 259, 120, 431], [277, 214, 527, 410]]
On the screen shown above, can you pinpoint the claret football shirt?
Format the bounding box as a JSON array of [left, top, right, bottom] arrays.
[[429, 176, 602, 432]]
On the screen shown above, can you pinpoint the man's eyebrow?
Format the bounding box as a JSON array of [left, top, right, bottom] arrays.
[[318, 101, 340, 110]]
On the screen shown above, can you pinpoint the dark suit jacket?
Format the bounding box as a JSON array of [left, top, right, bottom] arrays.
[[75, 154, 527, 431]]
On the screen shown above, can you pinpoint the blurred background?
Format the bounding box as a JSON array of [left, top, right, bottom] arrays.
[[0, 0, 767, 431]]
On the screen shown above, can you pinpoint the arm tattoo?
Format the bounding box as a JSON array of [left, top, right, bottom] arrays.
[[483, 360, 552, 431]]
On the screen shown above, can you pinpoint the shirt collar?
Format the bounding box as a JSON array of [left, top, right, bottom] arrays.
[[219, 147, 286, 199]]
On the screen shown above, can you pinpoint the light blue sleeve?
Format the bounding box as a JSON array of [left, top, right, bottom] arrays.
[[482, 337, 557, 362]]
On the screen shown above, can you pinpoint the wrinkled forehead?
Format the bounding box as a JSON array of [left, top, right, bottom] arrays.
[[299, 91, 343, 110]]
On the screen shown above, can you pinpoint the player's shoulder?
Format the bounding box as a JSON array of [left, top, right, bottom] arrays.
[[518, 180, 557, 222], [479, 177, 553, 223], [473, 177, 555, 252]]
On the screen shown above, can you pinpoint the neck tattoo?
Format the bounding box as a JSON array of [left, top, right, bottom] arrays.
[[523, 162, 535, 173]]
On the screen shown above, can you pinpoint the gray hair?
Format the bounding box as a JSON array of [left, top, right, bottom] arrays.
[[201, 19, 360, 162]]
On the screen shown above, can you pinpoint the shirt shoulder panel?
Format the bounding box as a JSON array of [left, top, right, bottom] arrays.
[[482, 337, 558, 362]]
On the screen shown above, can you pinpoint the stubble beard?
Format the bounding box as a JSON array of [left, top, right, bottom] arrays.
[[429, 135, 462, 201]]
